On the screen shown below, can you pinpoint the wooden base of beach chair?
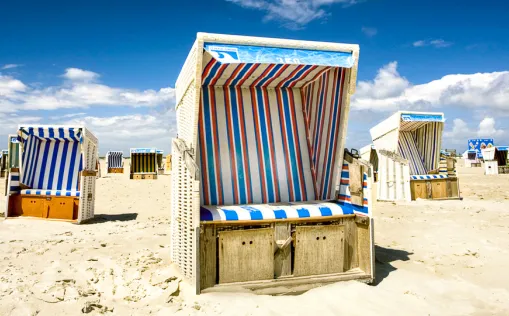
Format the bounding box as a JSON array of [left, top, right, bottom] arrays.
[[199, 215, 374, 293], [8, 195, 79, 220], [0, 170, 6, 178], [410, 177, 460, 200], [131, 173, 157, 180], [108, 168, 124, 174], [499, 166, 509, 174]]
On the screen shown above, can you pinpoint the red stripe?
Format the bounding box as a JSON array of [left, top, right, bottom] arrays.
[[210, 64, 228, 86], [276, 88, 294, 201], [198, 95, 210, 205], [328, 69, 346, 198], [288, 88, 307, 200], [319, 68, 339, 198], [252, 64, 276, 87], [225, 64, 244, 87], [262, 89, 280, 202], [263, 64, 290, 87], [300, 85, 318, 198], [210, 87, 223, 205], [289, 65, 318, 88], [223, 86, 240, 204], [236, 86, 252, 203], [276, 65, 305, 88], [238, 64, 260, 86], [251, 87, 268, 203], [202, 58, 217, 85]]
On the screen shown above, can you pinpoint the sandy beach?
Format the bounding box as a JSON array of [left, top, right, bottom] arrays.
[[1, 161, 509, 316]]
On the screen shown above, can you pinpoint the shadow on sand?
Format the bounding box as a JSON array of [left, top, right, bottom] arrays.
[[85, 213, 138, 224], [372, 245, 413, 286]]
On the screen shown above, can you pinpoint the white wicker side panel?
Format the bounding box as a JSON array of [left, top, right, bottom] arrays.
[[78, 134, 98, 224], [177, 83, 197, 147], [171, 139, 200, 291]]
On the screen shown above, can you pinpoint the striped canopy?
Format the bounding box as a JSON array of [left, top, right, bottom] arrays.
[[130, 148, 157, 174], [18, 127, 83, 192], [107, 151, 123, 168], [198, 45, 353, 206]]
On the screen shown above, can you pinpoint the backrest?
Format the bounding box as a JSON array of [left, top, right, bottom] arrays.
[[21, 136, 83, 190], [398, 132, 427, 175]]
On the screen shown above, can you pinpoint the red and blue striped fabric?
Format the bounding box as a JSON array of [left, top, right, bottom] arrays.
[[337, 163, 369, 215], [198, 52, 347, 207]]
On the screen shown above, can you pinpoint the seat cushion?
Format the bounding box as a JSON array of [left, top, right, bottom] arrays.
[[201, 200, 355, 222], [410, 175, 448, 180], [21, 189, 80, 197]]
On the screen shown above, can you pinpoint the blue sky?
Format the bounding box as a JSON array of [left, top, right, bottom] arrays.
[[1, 0, 508, 154]]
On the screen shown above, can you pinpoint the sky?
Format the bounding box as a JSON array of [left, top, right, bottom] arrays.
[[1, 0, 508, 155]]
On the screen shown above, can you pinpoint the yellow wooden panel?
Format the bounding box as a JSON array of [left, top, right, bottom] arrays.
[[294, 225, 345, 277], [20, 196, 44, 217], [431, 179, 447, 199], [218, 228, 274, 284]]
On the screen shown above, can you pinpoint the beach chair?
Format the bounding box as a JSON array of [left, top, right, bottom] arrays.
[[482, 146, 509, 175], [106, 151, 124, 173], [171, 33, 374, 294], [371, 111, 460, 201], [0, 149, 8, 178], [130, 148, 157, 179], [156, 150, 164, 175], [5, 126, 98, 223], [165, 154, 172, 174]]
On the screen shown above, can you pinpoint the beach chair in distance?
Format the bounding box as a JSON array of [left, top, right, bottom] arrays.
[[5, 126, 99, 223], [165, 154, 172, 174], [171, 33, 375, 294], [0, 149, 8, 178], [156, 150, 164, 175], [106, 151, 124, 174], [130, 148, 157, 180], [371, 111, 460, 201]]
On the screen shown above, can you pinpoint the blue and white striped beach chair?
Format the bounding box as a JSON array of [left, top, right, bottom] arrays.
[[106, 151, 124, 174], [5, 126, 99, 223]]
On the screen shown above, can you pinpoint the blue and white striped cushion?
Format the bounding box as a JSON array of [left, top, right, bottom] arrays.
[[21, 189, 80, 197], [410, 174, 448, 180], [201, 200, 355, 222]]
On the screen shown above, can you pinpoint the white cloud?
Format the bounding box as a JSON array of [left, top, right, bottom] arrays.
[[62, 68, 100, 82], [443, 117, 504, 144], [226, 0, 358, 28], [413, 39, 453, 48], [0, 68, 175, 111], [352, 61, 509, 112], [361, 26, 377, 37], [477, 117, 504, 137], [63, 112, 177, 155], [1, 64, 23, 70]]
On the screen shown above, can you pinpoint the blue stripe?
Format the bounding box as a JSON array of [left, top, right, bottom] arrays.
[[200, 207, 214, 221], [57, 141, 69, 190], [318, 205, 332, 216], [273, 209, 287, 219], [240, 205, 263, 220], [67, 141, 79, 190], [255, 88, 276, 202], [11, 175, 19, 181], [228, 86, 247, 203], [257, 64, 284, 87], [296, 207, 310, 218], [222, 209, 239, 221], [341, 171, 349, 178], [279, 89, 301, 201], [322, 69, 342, 199], [202, 87, 219, 205]]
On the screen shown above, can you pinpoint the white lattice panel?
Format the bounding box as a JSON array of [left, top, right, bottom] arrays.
[[177, 83, 196, 147], [78, 130, 98, 223], [176, 42, 197, 105], [171, 139, 200, 284]]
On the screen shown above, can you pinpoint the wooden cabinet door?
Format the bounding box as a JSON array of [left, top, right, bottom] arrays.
[[21, 197, 44, 217], [431, 180, 447, 199], [45, 197, 75, 220], [411, 181, 427, 200]]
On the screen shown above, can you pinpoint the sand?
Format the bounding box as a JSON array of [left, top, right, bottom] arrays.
[[1, 161, 509, 315]]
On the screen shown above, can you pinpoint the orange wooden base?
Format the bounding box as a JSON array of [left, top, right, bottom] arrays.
[[108, 168, 124, 174], [8, 195, 79, 220], [130, 173, 157, 180]]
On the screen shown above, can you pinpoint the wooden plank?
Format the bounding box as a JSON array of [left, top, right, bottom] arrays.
[[200, 225, 217, 290], [431, 179, 447, 199], [410, 181, 427, 200], [274, 223, 292, 278], [349, 161, 363, 206], [357, 223, 371, 274], [81, 170, 97, 177], [294, 225, 345, 277], [202, 268, 370, 294], [344, 218, 358, 271], [449, 178, 459, 198], [201, 214, 355, 226], [426, 181, 432, 199], [218, 228, 274, 284]]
